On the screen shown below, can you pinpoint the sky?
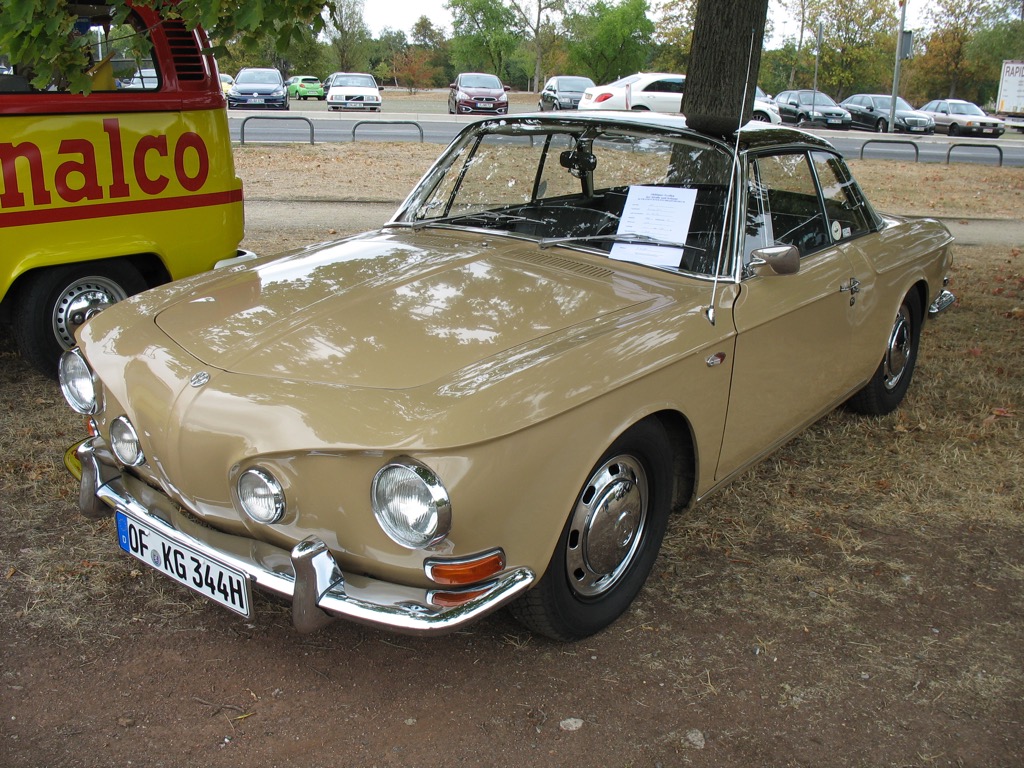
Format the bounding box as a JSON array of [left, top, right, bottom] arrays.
[[362, 1, 927, 45]]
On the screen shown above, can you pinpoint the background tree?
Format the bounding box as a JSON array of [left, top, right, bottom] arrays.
[[448, 0, 520, 81], [411, 16, 453, 86], [506, 0, 565, 90], [564, 0, 655, 85], [651, 0, 697, 73], [328, 0, 372, 72], [369, 28, 409, 86], [0, 0, 334, 93]]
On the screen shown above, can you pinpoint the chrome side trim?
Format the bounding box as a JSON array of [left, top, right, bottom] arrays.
[[76, 438, 535, 635], [928, 289, 956, 317]]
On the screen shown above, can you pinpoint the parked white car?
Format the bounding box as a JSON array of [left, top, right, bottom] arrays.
[[325, 72, 383, 112], [580, 72, 780, 123]]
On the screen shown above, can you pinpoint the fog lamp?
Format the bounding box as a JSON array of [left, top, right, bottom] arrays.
[[109, 416, 144, 467], [238, 468, 285, 524]]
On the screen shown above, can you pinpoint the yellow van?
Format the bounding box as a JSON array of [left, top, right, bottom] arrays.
[[1, 3, 243, 375]]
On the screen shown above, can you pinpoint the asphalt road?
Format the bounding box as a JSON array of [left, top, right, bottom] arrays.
[[228, 91, 1024, 167]]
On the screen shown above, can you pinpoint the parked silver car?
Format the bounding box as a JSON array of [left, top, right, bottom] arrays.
[[918, 99, 1004, 138]]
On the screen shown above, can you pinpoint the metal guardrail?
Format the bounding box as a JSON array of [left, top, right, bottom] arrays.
[[239, 115, 315, 145], [859, 139, 920, 162], [946, 142, 1004, 167], [351, 120, 424, 142]]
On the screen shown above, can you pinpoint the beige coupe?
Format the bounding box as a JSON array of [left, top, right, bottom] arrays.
[[62, 113, 955, 641]]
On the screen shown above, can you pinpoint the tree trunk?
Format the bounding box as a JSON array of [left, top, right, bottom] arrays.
[[682, 0, 770, 137]]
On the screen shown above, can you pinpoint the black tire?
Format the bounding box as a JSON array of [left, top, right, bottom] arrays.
[[846, 290, 922, 416], [510, 419, 674, 641], [875, 118, 888, 133], [11, 260, 147, 378], [752, 111, 770, 122], [948, 123, 960, 136]]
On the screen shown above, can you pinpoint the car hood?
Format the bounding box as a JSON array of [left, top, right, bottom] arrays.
[[235, 83, 281, 94], [150, 230, 665, 389]]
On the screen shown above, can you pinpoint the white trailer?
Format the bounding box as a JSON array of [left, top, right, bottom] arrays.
[[996, 60, 1024, 133]]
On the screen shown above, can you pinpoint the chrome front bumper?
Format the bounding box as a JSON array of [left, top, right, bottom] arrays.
[[75, 438, 534, 635], [928, 289, 956, 317]]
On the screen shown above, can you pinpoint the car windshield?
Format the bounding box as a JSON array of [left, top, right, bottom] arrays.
[[332, 74, 376, 88], [461, 74, 502, 89], [237, 69, 280, 85], [799, 92, 839, 107], [871, 96, 913, 111], [557, 77, 595, 91], [392, 120, 735, 276], [950, 102, 985, 116], [300, 77, 320, 85]]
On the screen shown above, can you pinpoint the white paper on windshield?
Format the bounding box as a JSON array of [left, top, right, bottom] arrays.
[[610, 185, 698, 268]]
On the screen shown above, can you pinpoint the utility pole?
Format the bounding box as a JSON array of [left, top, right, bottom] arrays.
[[888, 0, 908, 133]]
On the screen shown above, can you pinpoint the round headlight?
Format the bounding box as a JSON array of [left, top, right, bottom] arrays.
[[59, 348, 98, 415], [371, 459, 451, 549], [109, 416, 144, 467], [238, 468, 285, 524]]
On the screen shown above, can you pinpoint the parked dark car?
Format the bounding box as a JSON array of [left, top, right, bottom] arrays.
[[841, 94, 934, 134], [538, 75, 596, 110], [775, 90, 851, 129], [448, 72, 509, 115], [227, 67, 289, 110], [918, 98, 1004, 137]]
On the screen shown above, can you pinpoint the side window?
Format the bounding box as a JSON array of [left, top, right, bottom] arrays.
[[745, 152, 830, 259], [2, 10, 156, 93], [810, 152, 873, 241]]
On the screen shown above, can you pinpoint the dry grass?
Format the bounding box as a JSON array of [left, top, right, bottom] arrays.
[[1, 149, 1022, 759]]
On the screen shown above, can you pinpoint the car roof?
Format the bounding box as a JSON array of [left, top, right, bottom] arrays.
[[478, 112, 837, 154]]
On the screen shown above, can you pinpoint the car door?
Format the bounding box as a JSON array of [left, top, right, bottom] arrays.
[[776, 91, 797, 123], [716, 150, 871, 481], [636, 77, 684, 112], [844, 95, 866, 128]]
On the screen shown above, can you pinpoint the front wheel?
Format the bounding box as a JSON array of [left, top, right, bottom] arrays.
[[510, 419, 674, 641], [846, 290, 922, 415], [948, 123, 960, 136], [11, 260, 146, 377], [875, 118, 888, 133]]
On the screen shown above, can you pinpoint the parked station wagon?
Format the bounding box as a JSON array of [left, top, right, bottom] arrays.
[[62, 113, 955, 641]]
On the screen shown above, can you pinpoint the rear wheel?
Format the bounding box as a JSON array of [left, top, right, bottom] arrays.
[[510, 419, 674, 641], [12, 260, 146, 377], [752, 111, 770, 122], [847, 290, 922, 415]]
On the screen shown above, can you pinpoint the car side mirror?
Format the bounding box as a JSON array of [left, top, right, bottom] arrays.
[[378, 85, 384, 91], [788, 99, 798, 106], [504, 85, 511, 92], [449, 82, 456, 89], [747, 245, 800, 277]]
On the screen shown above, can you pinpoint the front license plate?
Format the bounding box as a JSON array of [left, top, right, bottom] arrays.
[[249, 98, 264, 104], [827, 119, 842, 124], [116, 511, 252, 617], [476, 102, 493, 109], [910, 126, 925, 132]]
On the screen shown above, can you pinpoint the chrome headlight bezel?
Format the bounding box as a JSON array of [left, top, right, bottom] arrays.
[[109, 416, 145, 467], [59, 348, 100, 415], [237, 468, 286, 524], [371, 458, 452, 550]]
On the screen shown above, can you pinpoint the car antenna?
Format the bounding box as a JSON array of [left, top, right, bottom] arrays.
[[705, 28, 757, 327]]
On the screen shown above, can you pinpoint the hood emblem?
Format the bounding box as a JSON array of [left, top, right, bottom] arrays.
[[190, 371, 211, 388]]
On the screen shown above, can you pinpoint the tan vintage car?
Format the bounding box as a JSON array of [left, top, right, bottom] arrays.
[[61, 113, 956, 641]]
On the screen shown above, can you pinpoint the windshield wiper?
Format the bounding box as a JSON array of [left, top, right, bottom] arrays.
[[538, 232, 705, 254], [386, 210, 545, 232]]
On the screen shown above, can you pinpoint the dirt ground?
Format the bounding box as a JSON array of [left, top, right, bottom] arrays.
[[2, 142, 1023, 768]]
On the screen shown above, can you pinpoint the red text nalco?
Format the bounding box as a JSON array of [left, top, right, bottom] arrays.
[[0, 118, 210, 209]]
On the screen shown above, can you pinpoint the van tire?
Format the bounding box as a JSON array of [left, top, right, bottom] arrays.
[[12, 260, 146, 378]]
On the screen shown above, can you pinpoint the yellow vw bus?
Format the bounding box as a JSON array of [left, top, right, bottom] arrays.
[[1, 3, 243, 375]]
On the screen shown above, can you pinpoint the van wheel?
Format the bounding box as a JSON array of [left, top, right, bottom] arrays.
[[11, 261, 146, 378]]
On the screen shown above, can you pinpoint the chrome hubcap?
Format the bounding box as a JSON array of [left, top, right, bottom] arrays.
[[565, 455, 648, 598], [53, 277, 128, 348], [882, 303, 912, 391]]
